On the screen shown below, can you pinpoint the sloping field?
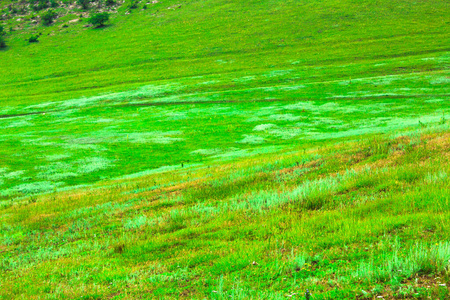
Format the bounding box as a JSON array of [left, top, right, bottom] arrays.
[[2, 126, 450, 298], [0, 0, 449, 298], [1, 3, 449, 199]]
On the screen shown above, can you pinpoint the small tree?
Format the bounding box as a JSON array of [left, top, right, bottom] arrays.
[[36, 0, 49, 11], [88, 12, 109, 28], [0, 25, 6, 49], [77, 0, 91, 10], [104, 0, 116, 6], [41, 10, 57, 26], [0, 25, 6, 48]]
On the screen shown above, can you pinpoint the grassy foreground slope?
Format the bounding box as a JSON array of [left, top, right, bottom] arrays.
[[0, 0, 449, 199], [1, 124, 450, 299]]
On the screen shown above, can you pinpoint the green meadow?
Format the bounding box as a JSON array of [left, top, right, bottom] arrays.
[[0, 0, 449, 298]]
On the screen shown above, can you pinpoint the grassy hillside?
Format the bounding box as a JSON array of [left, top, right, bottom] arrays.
[[0, 0, 448, 200], [1, 125, 450, 299], [0, 0, 449, 298], [1, 0, 448, 108]]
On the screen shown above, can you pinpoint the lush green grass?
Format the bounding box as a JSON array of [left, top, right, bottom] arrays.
[[0, 0, 448, 200], [1, 0, 448, 107], [0, 0, 449, 298], [1, 127, 450, 299], [1, 91, 449, 201]]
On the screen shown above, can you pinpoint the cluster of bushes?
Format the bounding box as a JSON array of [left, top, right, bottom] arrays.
[[77, 0, 116, 10], [28, 0, 113, 11], [77, 0, 91, 10], [0, 0, 124, 49], [31, 0, 59, 12], [41, 10, 57, 25], [1, 0, 119, 18]]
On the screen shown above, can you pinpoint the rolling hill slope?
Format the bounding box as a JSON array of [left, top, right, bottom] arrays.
[[0, 0, 449, 298]]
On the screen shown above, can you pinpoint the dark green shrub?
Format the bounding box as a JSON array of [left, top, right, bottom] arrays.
[[34, 0, 49, 11], [77, 0, 91, 10], [41, 10, 57, 25], [8, 4, 19, 14], [104, 0, 115, 6], [88, 12, 109, 28], [0, 25, 6, 49], [0, 36, 6, 49], [28, 34, 39, 43], [128, 0, 138, 9]]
